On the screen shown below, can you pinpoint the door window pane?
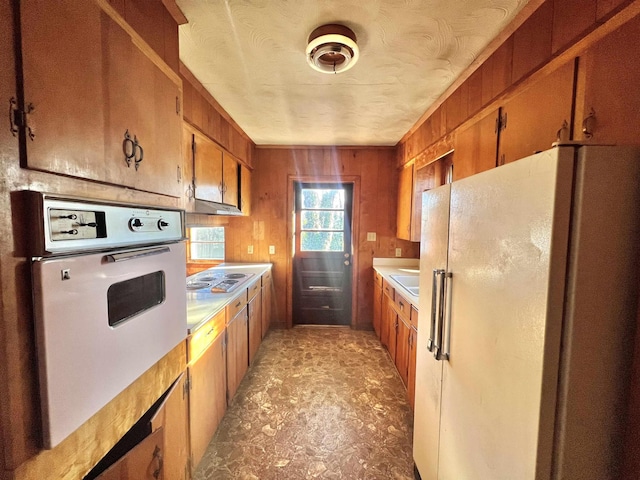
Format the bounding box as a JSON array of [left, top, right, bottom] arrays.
[[301, 210, 344, 230], [301, 189, 344, 210], [301, 231, 344, 252]]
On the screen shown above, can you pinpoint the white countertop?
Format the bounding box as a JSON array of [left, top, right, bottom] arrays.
[[186, 263, 272, 334], [373, 258, 420, 306]]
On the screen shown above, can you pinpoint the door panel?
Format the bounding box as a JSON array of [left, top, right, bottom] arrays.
[[293, 183, 353, 325], [413, 184, 450, 480], [437, 149, 574, 479], [453, 110, 499, 181]]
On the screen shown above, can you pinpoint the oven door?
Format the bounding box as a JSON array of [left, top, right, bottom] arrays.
[[31, 242, 186, 448]]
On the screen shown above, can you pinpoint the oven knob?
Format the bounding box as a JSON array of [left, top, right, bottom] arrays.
[[158, 220, 169, 230], [129, 218, 144, 230]]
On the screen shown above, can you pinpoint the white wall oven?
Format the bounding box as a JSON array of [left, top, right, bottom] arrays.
[[25, 192, 187, 449]]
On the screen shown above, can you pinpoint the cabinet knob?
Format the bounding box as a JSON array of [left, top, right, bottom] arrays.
[[582, 108, 596, 139]]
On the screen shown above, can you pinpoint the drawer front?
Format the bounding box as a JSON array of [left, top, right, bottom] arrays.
[[248, 279, 260, 301], [374, 270, 383, 287], [382, 278, 395, 301], [394, 291, 411, 322], [411, 305, 419, 329], [262, 269, 272, 286], [188, 309, 225, 363], [226, 290, 248, 322]]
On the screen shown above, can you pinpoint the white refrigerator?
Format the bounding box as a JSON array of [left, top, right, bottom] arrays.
[[413, 145, 640, 479]]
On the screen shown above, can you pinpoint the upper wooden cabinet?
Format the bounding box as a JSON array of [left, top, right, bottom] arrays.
[[575, 13, 640, 144], [240, 164, 252, 215], [184, 123, 247, 211], [396, 163, 414, 241], [498, 60, 575, 165], [18, 0, 182, 197], [453, 109, 499, 181]]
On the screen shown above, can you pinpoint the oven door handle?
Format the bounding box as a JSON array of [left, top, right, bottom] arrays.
[[105, 246, 171, 263]]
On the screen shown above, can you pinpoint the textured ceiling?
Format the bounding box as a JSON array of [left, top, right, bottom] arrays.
[[177, 0, 530, 146]]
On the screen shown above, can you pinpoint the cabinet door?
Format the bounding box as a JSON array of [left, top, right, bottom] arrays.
[[261, 273, 272, 339], [248, 291, 262, 364], [576, 14, 640, 144], [380, 291, 391, 349], [96, 428, 164, 480], [386, 302, 398, 363], [411, 162, 439, 242], [373, 278, 382, 338], [183, 123, 196, 211], [396, 163, 413, 240], [20, 0, 182, 197], [20, 0, 108, 182], [407, 326, 418, 410], [188, 333, 227, 469], [240, 164, 251, 215], [194, 131, 223, 203], [222, 153, 239, 207], [395, 316, 410, 387], [150, 373, 189, 480], [453, 109, 499, 181], [226, 307, 249, 402], [498, 60, 575, 165]]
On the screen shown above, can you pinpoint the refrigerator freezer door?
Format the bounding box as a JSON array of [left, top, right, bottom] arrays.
[[414, 184, 451, 480], [437, 148, 575, 479]]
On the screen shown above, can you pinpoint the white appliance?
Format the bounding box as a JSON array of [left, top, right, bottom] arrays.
[[413, 146, 640, 479], [27, 192, 187, 449]]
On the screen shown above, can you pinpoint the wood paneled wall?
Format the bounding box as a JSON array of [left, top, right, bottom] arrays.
[[223, 147, 420, 330]]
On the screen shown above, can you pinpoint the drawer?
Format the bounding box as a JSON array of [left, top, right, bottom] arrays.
[[187, 309, 225, 363], [394, 291, 411, 322], [262, 269, 272, 286], [411, 305, 419, 329], [248, 279, 260, 301], [226, 289, 248, 323], [374, 270, 383, 287], [382, 278, 395, 300]]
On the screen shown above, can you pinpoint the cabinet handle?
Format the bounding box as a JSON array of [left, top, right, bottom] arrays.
[[176, 95, 180, 115], [434, 272, 452, 361], [152, 445, 163, 479], [582, 108, 596, 139], [399, 301, 405, 310], [177, 165, 181, 183], [235, 301, 242, 308], [123, 129, 135, 167], [556, 119, 569, 143], [134, 140, 144, 171], [427, 269, 440, 352]]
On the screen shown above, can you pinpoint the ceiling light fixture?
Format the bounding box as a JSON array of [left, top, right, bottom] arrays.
[[306, 24, 359, 74]]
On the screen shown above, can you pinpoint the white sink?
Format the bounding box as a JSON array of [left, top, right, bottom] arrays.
[[390, 274, 420, 296]]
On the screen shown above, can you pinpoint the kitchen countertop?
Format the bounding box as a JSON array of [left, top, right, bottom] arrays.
[[186, 262, 272, 334], [373, 258, 420, 307]]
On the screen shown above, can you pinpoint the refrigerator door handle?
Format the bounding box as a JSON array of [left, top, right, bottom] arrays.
[[438, 272, 453, 361], [428, 269, 442, 352], [434, 271, 452, 361], [432, 269, 445, 359]]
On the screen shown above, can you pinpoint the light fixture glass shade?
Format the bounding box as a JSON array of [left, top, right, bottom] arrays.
[[306, 31, 359, 74]]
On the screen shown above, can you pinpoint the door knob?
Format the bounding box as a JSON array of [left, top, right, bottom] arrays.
[[344, 260, 350, 266]]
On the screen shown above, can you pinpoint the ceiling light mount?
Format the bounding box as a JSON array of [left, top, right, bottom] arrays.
[[306, 24, 359, 74]]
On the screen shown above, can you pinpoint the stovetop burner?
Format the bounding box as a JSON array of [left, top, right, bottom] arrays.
[[186, 281, 212, 290], [186, 269, 255, 293], [225, 273, 245, 279]]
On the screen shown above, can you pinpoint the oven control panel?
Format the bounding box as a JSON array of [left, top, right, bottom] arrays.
[[49, 209, 107, 241], [25, 192, 185, 256]]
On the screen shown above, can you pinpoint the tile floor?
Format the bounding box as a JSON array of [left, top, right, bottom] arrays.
[[193, 326, 415, 480]]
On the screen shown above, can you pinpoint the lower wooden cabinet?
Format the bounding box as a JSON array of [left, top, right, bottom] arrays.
[[407, 326, 418, 410], [248, 290, 262, 364], [386, 301, 398, 363], [373, 272, 382, 338], [226, 306, 249, 402], [395, 317, 411, 387], [261, 271, 272, 338], [96, 428, 165, 480], [188, 332, 227, 471], [380, 281, 394, 349]]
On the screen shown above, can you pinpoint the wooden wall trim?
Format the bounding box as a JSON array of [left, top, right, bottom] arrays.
[[179, 62, 254, 144], [398, 0, 545, 145], [285, 175, 361, 329], [161, 0, 188, 25]]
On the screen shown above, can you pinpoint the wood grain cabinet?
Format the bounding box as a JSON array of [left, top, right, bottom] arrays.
[[248, 286, 262, 364], [226, 304, 249, 403], [407, 326, 418, 410], [396, 163, 414, 240], [184, 124, 242, 209], [95, 428, 165, 480], [373, 271, 383, 338], [18, 0, 182, 197], [187, 310, 227, 472], [395, 316, 411, 387], [380, 280, 394, 349], [386, 300, 398, 364], [240, 164, 252, 215], [261, 270, 273, 338]]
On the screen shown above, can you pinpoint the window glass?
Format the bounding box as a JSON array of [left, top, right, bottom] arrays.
[[301, 210, 344, 230], [188, 227, 225, 260], [301, 231, 344, 252], [301, 189, 344, 210]]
